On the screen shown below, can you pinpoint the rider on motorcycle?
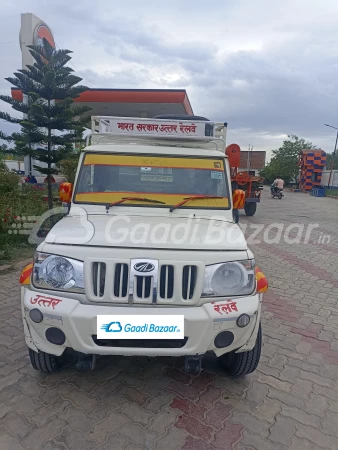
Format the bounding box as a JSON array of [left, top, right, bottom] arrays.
[[272, 176, 284, 194]]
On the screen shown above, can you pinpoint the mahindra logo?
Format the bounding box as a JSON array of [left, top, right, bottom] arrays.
[[134, 262, 155, 273]]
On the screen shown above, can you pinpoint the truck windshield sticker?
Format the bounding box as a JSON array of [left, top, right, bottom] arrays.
[[211, 171, 223, 180], [141, 175, 174, 182], [74, 153, 229, 209]]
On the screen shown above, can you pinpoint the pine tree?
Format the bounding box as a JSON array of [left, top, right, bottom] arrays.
[[0, 38, 91, 209]]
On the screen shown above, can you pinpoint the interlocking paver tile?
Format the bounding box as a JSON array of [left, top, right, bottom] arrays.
[[1, 192, 338, 449]]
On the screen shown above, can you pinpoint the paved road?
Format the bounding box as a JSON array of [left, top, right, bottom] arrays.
[[1, 191, 338, 450]]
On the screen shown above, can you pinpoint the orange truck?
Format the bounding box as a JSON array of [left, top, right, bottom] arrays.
[[226, 144, 264, 217]]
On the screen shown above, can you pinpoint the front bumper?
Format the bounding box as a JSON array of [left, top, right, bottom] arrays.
[[22, 288, 262, 358]]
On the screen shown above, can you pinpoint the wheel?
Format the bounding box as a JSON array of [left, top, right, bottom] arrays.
[[29, 348, 61, 373], [220, 324, 262, 377], [233, 209, 239, 223], [244, 201, 257, 216]]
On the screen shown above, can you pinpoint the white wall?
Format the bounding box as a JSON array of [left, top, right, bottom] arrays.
[[4, 160, 25, 172], [321, 170, 338, 188], [239, 168, 260, 176]]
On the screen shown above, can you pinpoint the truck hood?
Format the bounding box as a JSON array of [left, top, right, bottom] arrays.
[[44, 213, 247, 251]]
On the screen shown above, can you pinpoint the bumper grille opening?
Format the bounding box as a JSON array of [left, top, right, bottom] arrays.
[[159, 265, 174, 299], [93, 262, 106, 297], [136, 276, 152, 299], [92, 336, 188, 348], [114, 263, 129, 297], [182, 265, 197, 300]]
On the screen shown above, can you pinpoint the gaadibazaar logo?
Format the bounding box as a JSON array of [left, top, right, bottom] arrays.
[[97, 315, 184, 340]]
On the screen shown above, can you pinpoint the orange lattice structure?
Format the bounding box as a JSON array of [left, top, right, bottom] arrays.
[[299, 150, 326, 192]]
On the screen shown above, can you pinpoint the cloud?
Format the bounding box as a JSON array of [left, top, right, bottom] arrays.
[[0, 0, 337, 153]]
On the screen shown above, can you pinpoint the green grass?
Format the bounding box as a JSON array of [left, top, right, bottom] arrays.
[[0, 185, 49, 264], [0, 241, 35, 265], [326, 189, 338, 197]]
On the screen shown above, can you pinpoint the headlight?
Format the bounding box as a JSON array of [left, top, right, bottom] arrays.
[[202, 260, 255, 297], [32, 252, 84, 293]]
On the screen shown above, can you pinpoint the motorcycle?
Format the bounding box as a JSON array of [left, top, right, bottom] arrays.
[[270, 185, 284, 199]]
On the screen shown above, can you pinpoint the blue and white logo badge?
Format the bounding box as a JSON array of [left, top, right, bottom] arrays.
[[97, 315, 184, 339], [100, 321, 123, 332]]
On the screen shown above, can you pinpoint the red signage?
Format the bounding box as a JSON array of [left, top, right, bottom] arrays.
[[34, 24, 55, 49], [212, 300, 238, 315], [117, 122, 197, 134]]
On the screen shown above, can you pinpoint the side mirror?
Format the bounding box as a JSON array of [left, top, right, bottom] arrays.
[[59, 182, 73, 204]]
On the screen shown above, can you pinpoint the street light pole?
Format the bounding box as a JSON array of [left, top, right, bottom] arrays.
[[324, 124, 338, 188]]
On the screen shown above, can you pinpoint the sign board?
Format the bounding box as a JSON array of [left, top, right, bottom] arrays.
[[93, 117, 209, 138], [34, 23, 55, 48]]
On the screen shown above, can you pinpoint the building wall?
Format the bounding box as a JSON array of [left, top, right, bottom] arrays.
[[238, 168, 261, 176], [321, 170, 338, 188], [4, 160, 25, 173], [239, 151, 266, 171]]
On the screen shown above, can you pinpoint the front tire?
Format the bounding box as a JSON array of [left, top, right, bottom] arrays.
[[244, 201, 257, 216], [220, 324, 262, 377], [29, 348, 60, 373]]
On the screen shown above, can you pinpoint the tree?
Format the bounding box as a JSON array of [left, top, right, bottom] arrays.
[[325, 153, 338, 170], [259, 135, 317, 184], [57, 152, 80, 184], [57, 141, 85, 184], [0, 38, 91, 209], [0, 143, 23, 161]]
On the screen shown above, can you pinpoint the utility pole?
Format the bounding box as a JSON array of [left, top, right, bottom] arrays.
[[324, 124, 338, 188]]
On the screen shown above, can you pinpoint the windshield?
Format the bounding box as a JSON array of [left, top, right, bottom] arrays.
[[74, 153, 229, 209]]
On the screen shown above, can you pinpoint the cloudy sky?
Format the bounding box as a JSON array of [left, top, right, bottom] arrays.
[[1, 0, 338, 158]]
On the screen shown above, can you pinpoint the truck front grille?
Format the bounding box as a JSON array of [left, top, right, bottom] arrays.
[[92, 262, 106, 297], [159, 265, 174, 299], [135, 275, 152, 300], [182, 265, 197, 300], [85, 259, 202, 305], [114, 263, 129, 297]]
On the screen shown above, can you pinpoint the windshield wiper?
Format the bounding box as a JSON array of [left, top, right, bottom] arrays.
[[169, 196, 223, 212], [106, 197, 165, 212]]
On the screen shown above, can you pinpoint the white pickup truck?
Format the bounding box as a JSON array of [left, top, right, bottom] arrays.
[[21, 114, 265, 376]]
